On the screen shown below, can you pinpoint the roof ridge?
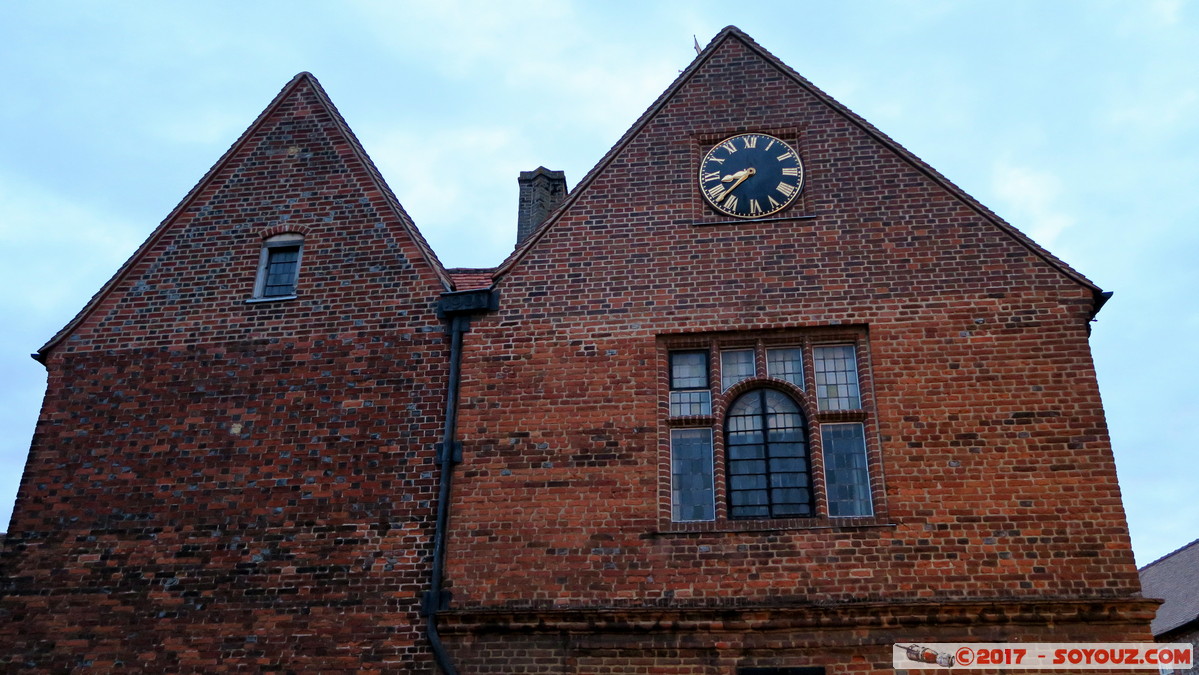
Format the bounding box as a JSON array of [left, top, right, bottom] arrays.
[[303, 75, 452, 291], [726, 28, 1098, 292], [492, 26, 1100, 295], [492, 26, 741, 278], [1139, 536, 1199, 571], [37, 72, 449, 359], [38, 73, 316, 358]]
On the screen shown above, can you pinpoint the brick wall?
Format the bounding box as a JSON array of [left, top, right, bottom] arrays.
[[439, 30, 1149, 669], [2, 75, 448, 672], [0, 29, 1154, 674]]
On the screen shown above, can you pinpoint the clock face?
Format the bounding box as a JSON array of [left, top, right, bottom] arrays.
[[699, 133, 804, 218]]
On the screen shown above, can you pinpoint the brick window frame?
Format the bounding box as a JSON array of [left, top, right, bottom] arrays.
[[659, 327, 887, 531]]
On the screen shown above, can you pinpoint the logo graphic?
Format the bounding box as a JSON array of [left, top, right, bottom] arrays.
[[898, 644, 955, 668]]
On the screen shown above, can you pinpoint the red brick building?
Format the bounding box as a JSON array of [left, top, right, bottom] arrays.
[[2, 27, 1155, 673]]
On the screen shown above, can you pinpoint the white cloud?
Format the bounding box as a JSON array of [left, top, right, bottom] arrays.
[[1150, 0, 1184, 25], [1104, 88, 1199, 144], [369, 125, 533, 266], [989, 161, 1076, 249], [347, 0, 578, 78], [0, 172, 146, 320], [147, 107, 252, 146]]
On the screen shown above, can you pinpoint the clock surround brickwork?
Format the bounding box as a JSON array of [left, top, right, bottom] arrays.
[[2, 27, 1154, 674]]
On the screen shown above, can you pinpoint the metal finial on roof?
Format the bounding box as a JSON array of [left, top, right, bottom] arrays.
[[694, 35, 701, 54]]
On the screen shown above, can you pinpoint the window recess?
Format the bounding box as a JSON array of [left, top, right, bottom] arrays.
[[664, 332, 877, 524], [669, 350, 711, 416], [250, 233, 304, 301]]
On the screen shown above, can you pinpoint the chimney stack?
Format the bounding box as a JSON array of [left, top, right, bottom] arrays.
[[516, 167, 567, 247]]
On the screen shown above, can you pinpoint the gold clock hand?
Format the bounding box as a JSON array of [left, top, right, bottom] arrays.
[[717, 167, 755, 202]]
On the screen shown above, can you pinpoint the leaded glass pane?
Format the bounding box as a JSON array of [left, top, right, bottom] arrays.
[[669, 390, 711, 416], [762, 389, 794, 414], [726, 388, 812, 519], [670, 351, 708, 389], [671, 428, 714, 521], [766, 347, 804, 388], [721, 349, 755, 390], [729, 459, 767, 475], [770, 442, 805, 457], [730, 474, 766, 491], [729, 391, 763, 417], [728, 444, 764, 460], [769, 457, 806, 473], [773, 502, 808, 516], [263, 246, 300, 297], [813, 345, 861, 410], [669, 351, 710, 416], [822, 423, 873, 517]]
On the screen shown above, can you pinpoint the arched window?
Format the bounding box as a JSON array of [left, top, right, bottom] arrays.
[[725, 388, 813, 519], [252, 233, 304, 299], [666, 336, 875, 523]]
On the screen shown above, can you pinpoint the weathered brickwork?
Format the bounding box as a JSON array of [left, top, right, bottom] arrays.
[[1, 27, 1155, 674], [2, 75, 449, 672], [440, 29, 1153, 671], [445, 607, 1149, 674]]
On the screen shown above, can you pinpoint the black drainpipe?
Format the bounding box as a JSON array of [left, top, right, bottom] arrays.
[[425, 287, 499, 675]]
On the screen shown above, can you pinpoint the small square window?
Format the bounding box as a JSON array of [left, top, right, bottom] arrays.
[[262, 246, 300, 296]]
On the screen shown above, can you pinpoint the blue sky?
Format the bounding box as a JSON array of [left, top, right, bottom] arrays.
[[1, 1, 1195, 567]]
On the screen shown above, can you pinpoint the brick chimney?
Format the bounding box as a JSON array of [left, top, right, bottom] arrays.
[[516, 167, 567, 247]]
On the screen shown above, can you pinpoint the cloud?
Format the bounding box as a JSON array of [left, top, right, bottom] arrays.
[[989, 161, 1075, 249], [1104, 88, 1199, 145], [147, 108, 251, 147], [0, 171, 147, 321], [369, 125, 532, 266], [1150, 0, 1184, 25]]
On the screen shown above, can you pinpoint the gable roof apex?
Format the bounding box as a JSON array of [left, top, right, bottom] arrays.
[[37, 71, 451, 359], [493, 27, 1101, 300]]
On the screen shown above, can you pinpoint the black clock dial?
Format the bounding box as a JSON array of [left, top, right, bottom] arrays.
[[699, 133, 804, 218]]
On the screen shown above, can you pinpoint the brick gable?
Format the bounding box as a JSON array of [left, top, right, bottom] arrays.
[[2, 27, 1153, 674], [39, 72, 450, 358], [440, 27, 1149, 668], [4, 73, 451, 671]]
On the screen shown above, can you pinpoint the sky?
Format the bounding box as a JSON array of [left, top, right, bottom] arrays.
[[1, 1, 1195, 568]]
